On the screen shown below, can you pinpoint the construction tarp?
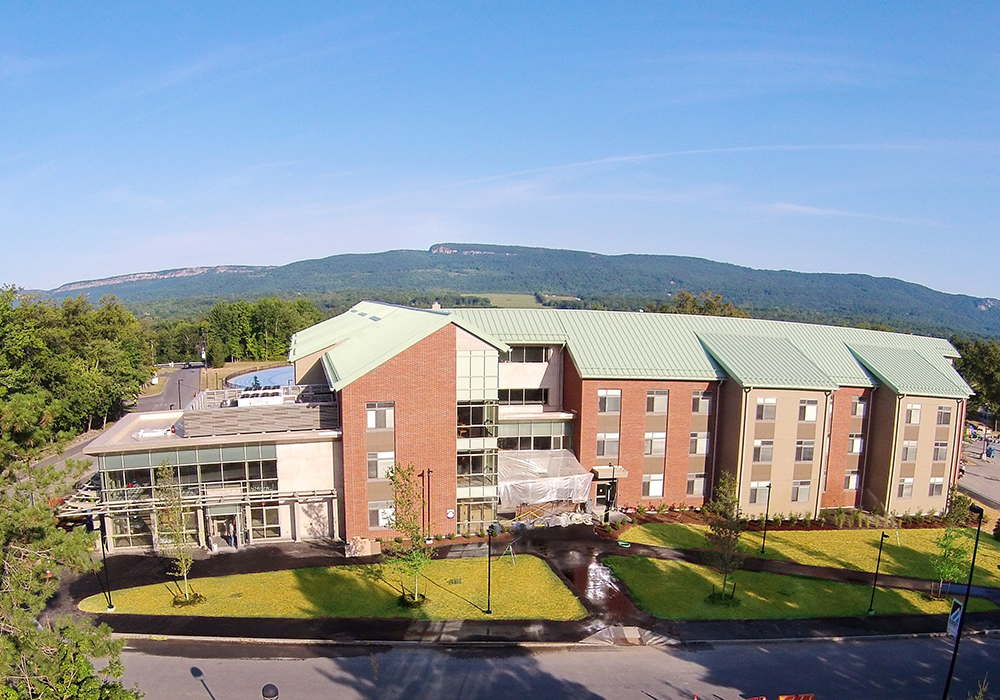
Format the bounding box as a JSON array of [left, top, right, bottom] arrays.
[[497, 449, 593, 510]]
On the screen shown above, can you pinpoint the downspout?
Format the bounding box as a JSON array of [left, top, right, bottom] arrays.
[[858, 390, 873, 509], [951, 398, 966, 489], [814, 390, 832, 518], [882, 394, 904, 515], [733, 386, 751, 500], [709, 379, 724, 498]]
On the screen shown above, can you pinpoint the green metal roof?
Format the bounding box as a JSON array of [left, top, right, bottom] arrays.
[[447, 307, 972, 398], [289, 302, 508, 391], [846, 344, 970, 399], [697, 333, 837, 391]]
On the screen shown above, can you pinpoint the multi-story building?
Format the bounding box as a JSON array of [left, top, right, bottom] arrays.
[[84, 301, 971, 550]]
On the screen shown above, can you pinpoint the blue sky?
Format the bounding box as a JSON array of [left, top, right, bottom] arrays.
[[1, 3, 998, 296]]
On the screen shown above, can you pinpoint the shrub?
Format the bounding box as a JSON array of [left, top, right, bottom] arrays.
[[803, 512, 813, 528], [656, 503, 669, 514], [993, 516, 1000, 542], [833, 508, 846, 529], [944, 486, 973, 527], [447, 533, 456, 540], [636, 504, 647, 515]]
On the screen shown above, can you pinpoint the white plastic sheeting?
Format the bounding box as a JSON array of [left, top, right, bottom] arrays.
[[497, 450, 593, 510]]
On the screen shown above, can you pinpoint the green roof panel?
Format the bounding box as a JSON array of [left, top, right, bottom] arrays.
[[697, 333, 837, 390]]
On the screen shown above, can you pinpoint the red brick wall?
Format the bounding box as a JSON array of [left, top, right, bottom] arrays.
[[340, 325, 458, 539], [561, 356, 716, 508], [822, 387, 870, 509]]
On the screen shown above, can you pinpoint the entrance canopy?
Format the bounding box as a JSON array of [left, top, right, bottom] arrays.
[[497, 450, 593, 510]]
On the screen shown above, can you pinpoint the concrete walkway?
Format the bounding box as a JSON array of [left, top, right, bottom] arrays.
[[50, 524, 1000, 645]]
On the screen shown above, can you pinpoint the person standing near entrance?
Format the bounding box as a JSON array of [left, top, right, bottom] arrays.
[[226, 519, 235, 548]]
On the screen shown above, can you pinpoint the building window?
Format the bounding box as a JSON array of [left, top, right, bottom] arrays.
[[644, 432, 666, 456], [687, 473, 705, 496], [929, 476, 945, 497], [596, 432, 620, 457], [901, 440, 918, 462], [499, 388, 549, 405], [848, 433, 864, 454], [642, 474, 664, 498], [368, 501, 394, 529], [457, 402, 498, 439], [497, 421, 572, 451], [690, 431, 709, 455], [755, 397, 777, 421], [367, 451, 394, 480], [597, 389, 621, 414], [692, 390, 712, 415], [109, 513, 154, 549], [366, 401, 395, 429], [503, 346, 549, 363], [933, 442, 948, 462], [646, 390, 668, 414], [791, 480, 811, 503], [844, 469, 859, 491], [937, 406, 952, 426], [795, 440, 815, 462], [905, 403, 921, 425], [752, 439, 773, 463], [250, 502, 281, 539], [799, 399, 818, 422], [852, 397, 866, 418], [897, 477, 914, 499], [457, 451, 498, 488], [749, 481, 770, 505], [457, 498, 497, 534]]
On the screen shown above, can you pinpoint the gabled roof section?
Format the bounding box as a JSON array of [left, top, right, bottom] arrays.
[[847, 344, 972, 398], [446, 307, 972, 398], [697, 333, 837, 391], [289, 301, 507, 392]]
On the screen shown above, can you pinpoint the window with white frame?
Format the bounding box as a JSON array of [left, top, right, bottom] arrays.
[[368, 500, 394, 528], [897, 477, 914, 498], [901, 440, 918, 462], [598, 389, 621, 414], [690, 431, 709, 455], [687, 472, 705, 496], [499, 388, 548, 405], [596, 432, 620, 457], [644, 432, 666, 456], [852, 397, 867, 417], [752, 439, 773, 463], [929, 476, 945, 497], [799, 399, 818, 422], [367, 451, 394, 479], [642, 473, 664, 498], [937, 405, 952, 426], [933, 442, 948, 462], [791, 480, 811, 502], [692, 390, 712, 414], [905, 403, 921, 425], [795, 440, 815, 462], [756, 397, 777, 421], [844, 469, 859, 491], [646, 390, 668, 414], [366, 401, 394, 429], [749, 481, 770, 504], [848, 433, 864, 454]]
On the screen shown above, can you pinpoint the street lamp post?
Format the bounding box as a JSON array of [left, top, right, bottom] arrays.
[[868, 531, 889, 615], [98, 513, 114, 612], [486, 522, 501, 614], [941, 505, 985, 700], [760, 483, 772, 555]]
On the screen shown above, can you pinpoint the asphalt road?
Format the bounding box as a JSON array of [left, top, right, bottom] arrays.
[[138, 367, 202, 412], [119, 635, 999, 700]]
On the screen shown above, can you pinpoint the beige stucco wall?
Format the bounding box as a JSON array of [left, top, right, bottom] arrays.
[[884, 396, 961, 515], [497, 346, 563, 411], [276, 441, 337, 538], [738, 388, 829, 517]]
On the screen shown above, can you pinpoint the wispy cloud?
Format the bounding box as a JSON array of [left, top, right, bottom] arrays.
[[0, 52, 83, 81], [767, 201, 947, 227]]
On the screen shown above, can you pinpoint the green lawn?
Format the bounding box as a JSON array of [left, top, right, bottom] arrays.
[[622, 523, 1000, 588], [605, 556, 997, 621], [79, 555, 586, 621], [478, 293, 544, 308]]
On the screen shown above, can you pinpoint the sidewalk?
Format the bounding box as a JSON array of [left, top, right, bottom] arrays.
[[51, 525, 1000, 646]]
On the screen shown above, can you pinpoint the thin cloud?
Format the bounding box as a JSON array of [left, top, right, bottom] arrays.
[[768, 201, 948, 227]]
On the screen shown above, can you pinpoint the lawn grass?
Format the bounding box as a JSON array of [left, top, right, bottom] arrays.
[[622, 523, 1000, 588], [79, 555, 586, 621], [604, 556, 997, 621]]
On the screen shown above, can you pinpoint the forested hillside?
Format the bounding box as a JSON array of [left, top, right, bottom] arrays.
[[44, 243, 1000, 338]]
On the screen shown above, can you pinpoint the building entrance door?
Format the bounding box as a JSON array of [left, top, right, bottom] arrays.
[[206, 506, 243, 549]]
